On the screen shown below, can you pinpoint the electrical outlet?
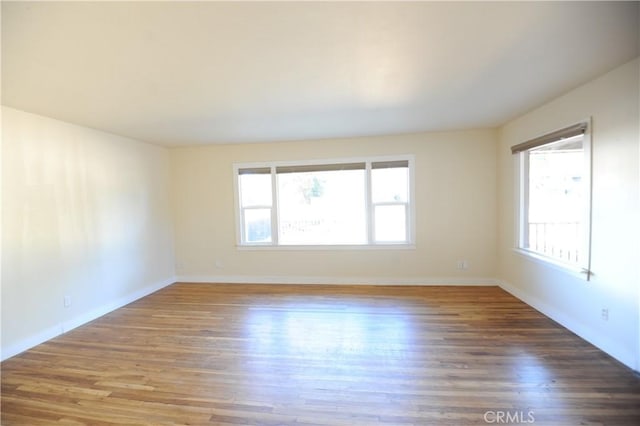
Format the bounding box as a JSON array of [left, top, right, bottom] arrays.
[[63, 295, 72, 308], [215, 259, 223, 269], [601, 308, 609, 321], [456, 260, 469, 270]]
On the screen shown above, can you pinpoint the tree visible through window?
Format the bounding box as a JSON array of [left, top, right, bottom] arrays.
[[277, 164, 366, 245], [235, 157, 413, 246]]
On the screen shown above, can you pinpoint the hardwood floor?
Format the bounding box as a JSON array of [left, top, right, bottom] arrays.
[[2, 283, 639, 425]]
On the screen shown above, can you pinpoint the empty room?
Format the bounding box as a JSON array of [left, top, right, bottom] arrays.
[[1, 1, 639, 425]]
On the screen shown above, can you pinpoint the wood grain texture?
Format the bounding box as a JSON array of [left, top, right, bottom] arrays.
[[2, 283, 639, 425]]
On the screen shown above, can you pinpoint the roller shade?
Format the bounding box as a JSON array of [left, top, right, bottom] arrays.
[[276, 162, 365, 174], [372, 160, 409, 169], [238, 167, 271, 175], [511, 122, 587, 154]]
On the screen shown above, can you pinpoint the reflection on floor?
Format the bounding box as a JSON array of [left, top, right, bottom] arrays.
[[2, 283, 639, 425]]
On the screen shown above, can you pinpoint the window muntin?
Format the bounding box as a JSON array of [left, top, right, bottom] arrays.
[[235, 156, 414, 247], [516, 125, 591, 270]]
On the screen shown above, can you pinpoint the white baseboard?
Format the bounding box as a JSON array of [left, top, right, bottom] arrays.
[[175, 275, 499, 286], [498, 280, 637, 371], [1, 277, 175, 362], [0, 324, 64, 363]]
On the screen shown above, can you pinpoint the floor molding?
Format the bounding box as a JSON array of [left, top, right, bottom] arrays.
[[175, 275, 500, 286], [1, 277, 175, 362], [498, 279, 636, 371]]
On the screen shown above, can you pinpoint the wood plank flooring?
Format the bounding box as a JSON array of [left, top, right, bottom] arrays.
[[2, 283, 640, 425]]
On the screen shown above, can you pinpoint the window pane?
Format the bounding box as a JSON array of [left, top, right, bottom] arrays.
[[372, 167, 408, 203], [244, 208, 272, 243], [240, 173, 272, 207], [374, 204, 407, 242], [277, 169, 366, 244], [526, 136, 583, 263]]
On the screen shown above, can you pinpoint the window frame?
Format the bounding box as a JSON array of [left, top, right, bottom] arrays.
[[513, 120, 593, 278], [233, 155, 416, 250]]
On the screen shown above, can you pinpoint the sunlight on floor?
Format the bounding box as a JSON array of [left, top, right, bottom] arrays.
[[245, 303, 414, 359]]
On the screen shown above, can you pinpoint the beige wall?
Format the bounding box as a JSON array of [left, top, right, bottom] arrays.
[[497, 58, 640, 369], [2, 58, 637, 370], [171, 129, 498, 284], [1, 107, 175, 360]]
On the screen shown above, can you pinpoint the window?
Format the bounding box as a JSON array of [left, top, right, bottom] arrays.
[[512, 122, 591, 271], [371, 161, 410, 243], [235, 156, 414, 247]]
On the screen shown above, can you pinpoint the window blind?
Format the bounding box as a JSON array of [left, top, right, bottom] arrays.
[[511, 122, 587, 154], [238, 167, 271, 175], [275, 162, 365, 174], [372, 160, 409, 169]]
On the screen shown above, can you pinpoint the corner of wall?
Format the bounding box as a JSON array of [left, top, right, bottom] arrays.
[[1, 277, 175, 362]]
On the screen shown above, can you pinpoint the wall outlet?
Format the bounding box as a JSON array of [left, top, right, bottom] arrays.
[[601, 308, 609, 321], [215, 259, 223, 269], [63, 295, 72, 308], [456, 260, 469, 270]]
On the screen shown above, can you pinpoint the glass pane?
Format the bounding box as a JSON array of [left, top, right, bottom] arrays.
[[372, 167, 408, 203], [243, 208, 272, 243], [277, 169, 366, 245], [240, 173, 272, 207], [527, 136, 583, 263], [374, 204, 407, 242]]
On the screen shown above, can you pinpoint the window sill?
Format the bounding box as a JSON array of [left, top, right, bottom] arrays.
[[237, 243, 416, 251], [511, 248, 590, 280]]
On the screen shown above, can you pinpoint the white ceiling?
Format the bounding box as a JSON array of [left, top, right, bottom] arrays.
[[2, 1, 638, 146]]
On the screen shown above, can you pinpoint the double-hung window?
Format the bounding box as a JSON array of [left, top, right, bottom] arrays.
[[371, 161, 410, 242], [237, 167, 274, 244], [512, 122, 592, 273], [235, 156, 414, 247]]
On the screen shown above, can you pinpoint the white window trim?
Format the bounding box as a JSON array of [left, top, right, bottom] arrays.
[[513, 119, 593, 279], [233, 155, 416, 249]]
